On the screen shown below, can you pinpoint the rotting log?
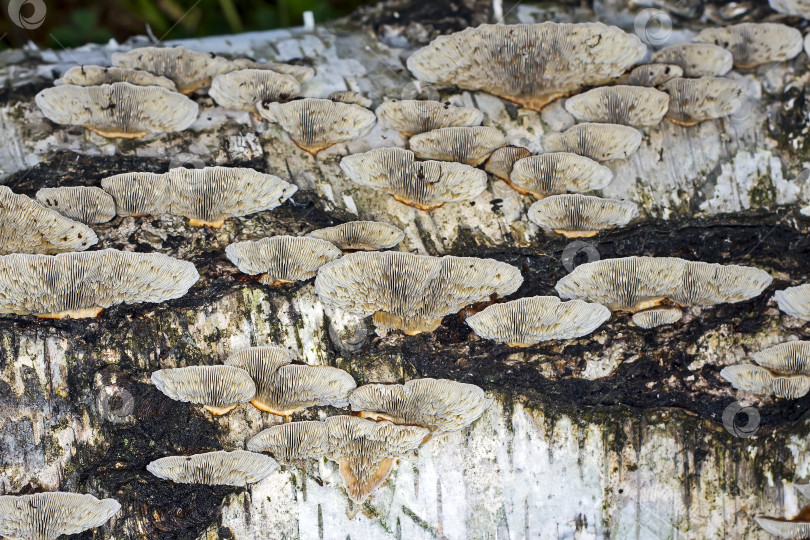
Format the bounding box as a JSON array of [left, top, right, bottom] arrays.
[[2, 1, 810, 539]]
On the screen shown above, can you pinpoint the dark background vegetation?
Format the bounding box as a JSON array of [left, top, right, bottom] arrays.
[[0, 0, 376, 49]]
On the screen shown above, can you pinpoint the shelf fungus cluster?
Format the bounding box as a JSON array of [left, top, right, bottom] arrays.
[[226, 235, 342, 286], [0, 186, 98, 254], [375, 99, 483, 136], [465, 296, 610, 347], [102, 166, 297, 228], [55, 65, 178, 90], [407, 22, 646, 110], [340, 147, 487, 210], [563, 86, 669, 128], [721, 341, 810, 399], [506, 153, 613, 198], [35, 82, 198, 138], [35, 186, 117, 224], [257, 98, 376, 154], [0, 249, 199, 319], [555, 256, 772, 328], [543, 123, 642, 162], [693, 23, 803, 69], [0, 492, 120, 540], [224, 346, 356, 417], [307, 221, 405, 252], [484, 146, 532, 183], [315, 251, 523, 335], [151, 365, 257, 415], [408, 126, 506, 166], [147, 450, 279, 486], [527, 194, 638, 238], [775, 284, 810, 321]]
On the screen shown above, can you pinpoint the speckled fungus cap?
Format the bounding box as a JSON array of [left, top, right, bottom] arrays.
[[55, 65, 178, 90], [209, 69, 300, 112], [555, 256, 772, 312], [409, 126, 506, 166], [340, 147, 488, 211], [720, 364, 810, 399], [484, 146, 532, 182], [509, 153, 613, 198], [111, 45, 232, 94], [528, 194, 638, 238], [755, 515, 810, 538], [375, 100, 483, 137], [623, 64, 683, 87], [102, 167, 297, 228], [651, 43, 733, 77], [307, 221, 405, 252], [775, 284, 810, 321], [35, 186, 116, 224], [694, 23, 803, 69], [543, 123, 642, 161], [663, 77, 745, 127], [465, 296, 610, 347], [0, 186, 98, 254], [752, 342, 810, 375], [147, 450, 278, 486], [225, 346, 356, 416], [315, 251, 523, 336], [407, 22, 646, 111], [35, 82, 198, 138], [225, 235, 342, 286], [256, 98, 376, 155], [0, 249, 199, 319], [329, 91, 372, 108], [564, 85, 669, 127], [0, 492, 120, 540], [151, 365, 256, 415], [349, 378, 491, 432], [247, 421, 330, 461], [631, 306, 683, 329], [325, 415, 429, 503], [227, 58, 315, 83]]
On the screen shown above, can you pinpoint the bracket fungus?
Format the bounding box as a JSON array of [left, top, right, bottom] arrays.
[[375, 100, 484, 137], [35, 186, 116, 224], [563, 85, 669, 127], [349, 378, 491, 432], [111, 46, 232, 94], [329, 91, 372, 108], [209, 69, 300, 112], [224, 346, 356, 416], [555, 256, 772, 315], [151, 365, 256, 415], [147, 450, 279, 486], [650, 43, 733, 77], [228, 58, 315, 83], [340, 147, 487, 210], [0, 492, 120, 540], [102, 167, 297, 228], [527, 194, 638, 238], [755, 515, 810, 538], [631, 306, 684, 329], [543, 123, 642, 162], [314, 251, 523, 336], [623, 64, 683, 87], [408, 126, 506, 166], [720, 364, 810, 399], [225, 235, 342, 286], [484, 146, 532, 183], [325, 416, 429, 503], [508, 153, 613, 198], [307, 221, 405, 252], [406, 22, 645, 111], [0, 249, 199, 318], [752, 342, 810, 375], [55, 65, 177, 90], [693, 23, 803, 69], [257, 98, 376, 155], [775, 284, 810, 321], [0, 186, 98, 254], [465, 296, 610, 347], [662, 77, 746, 127], [247, 421, 330, 461], [35, 82, 198, 138]]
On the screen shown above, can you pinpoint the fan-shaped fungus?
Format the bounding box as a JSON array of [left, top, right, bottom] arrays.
[[375, 100, 483, 137], [209, 69, 300, 112], [247, 421, 330, 461], [775, 284, 810, 321], [225, 235, 342, 286], [509, 154, 613, 198], [307, 221, 405, 252], [527, 194, 638, 237], [564, 85, 669, 127], [0, 492, 120, 540], [631, 306, 683, 328], [694, 23, 803, 69], [147, 450, 278, 486], [408, 126, 506, 166], [662, 77, 745, 127], [329, 91, 372, 108], [623, 64, 683, 87], [35, 186, 117, 224], [55, 65, 177, 90], [543, 123, 642, 161], [484, 146, 532, 183], [651, 43, 733, 77], [151, 365, 256, 415]]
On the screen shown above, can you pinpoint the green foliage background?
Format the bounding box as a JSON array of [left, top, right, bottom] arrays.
[[1, 0, 373, 49]]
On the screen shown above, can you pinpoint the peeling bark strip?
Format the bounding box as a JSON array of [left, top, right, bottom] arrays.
[[1, 0, 810, 538]]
